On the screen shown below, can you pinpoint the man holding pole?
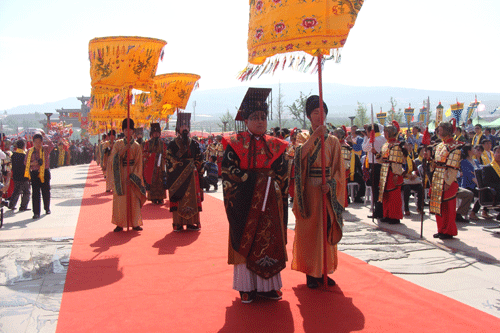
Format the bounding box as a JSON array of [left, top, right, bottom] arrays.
[[110, 118, 146, 232], [291, 95, 345, 289]]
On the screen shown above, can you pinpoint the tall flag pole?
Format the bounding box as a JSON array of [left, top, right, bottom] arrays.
[[370, 104, 375, 224]]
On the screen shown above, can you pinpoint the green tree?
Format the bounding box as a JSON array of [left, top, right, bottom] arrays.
[[388, 97, 403, 124], [354, 102, 369, 127], [218, 110, 235, 132], [286, 91, 311, 129], [274, 82, 287, 128]]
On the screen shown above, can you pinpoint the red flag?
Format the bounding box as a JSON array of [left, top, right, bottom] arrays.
[[369, 129, 375, 143], [422, 127, 431, 145]]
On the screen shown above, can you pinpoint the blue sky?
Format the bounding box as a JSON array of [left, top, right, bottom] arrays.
[[1, 0, 499, 110]]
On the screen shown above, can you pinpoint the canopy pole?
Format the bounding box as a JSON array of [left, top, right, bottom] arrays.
[[126, 86, 132, 231], [317, 54, 329, 289]]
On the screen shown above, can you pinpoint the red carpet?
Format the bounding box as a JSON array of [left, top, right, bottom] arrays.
[[57, 163, 499, 332]]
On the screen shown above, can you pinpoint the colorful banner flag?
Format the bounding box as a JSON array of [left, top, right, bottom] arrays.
[[377, 112, 387, 126], [404, 106, 414, 127], [450, 102, 464, 124], [466, 101, 479, 122], [435, 102, 444, 125]]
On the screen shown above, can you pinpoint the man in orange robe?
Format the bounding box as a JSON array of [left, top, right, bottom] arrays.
[[110, 119, 146, 232], [292, 95, 345, 289]]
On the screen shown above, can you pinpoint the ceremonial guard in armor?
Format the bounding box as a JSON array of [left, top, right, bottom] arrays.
[[334, 126, 364, 206], [143, 123, 167, 205], [430, 120, 462, 239], [378, 121, 405, 224]]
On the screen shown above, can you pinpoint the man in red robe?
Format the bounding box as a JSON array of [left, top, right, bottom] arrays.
[[165, 113, 204, 231], [222, 88, 289, 303], [143, 123, 167, 204]]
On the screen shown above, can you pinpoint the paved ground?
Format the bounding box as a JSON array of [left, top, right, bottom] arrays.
[[1, 164, 499, 333]]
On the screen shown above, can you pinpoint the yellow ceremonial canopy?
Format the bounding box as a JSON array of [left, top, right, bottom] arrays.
[[247, 0, 364, 65], [88, 36, 167, 132], [131, 92, 154, 125], [152, 73, 201, 117], [89, 36, 167, 92]]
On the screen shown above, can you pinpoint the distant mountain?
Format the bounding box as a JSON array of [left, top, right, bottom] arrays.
[[3, 97, 83, 115], [4, 84, 500, 122], [188, 83, 500, 119]]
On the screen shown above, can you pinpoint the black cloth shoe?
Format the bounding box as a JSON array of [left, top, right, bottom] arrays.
[[354, 198, 364, 203], [133, 226, 143, 231], [380, 217, 391, 223], [173, 224, 183, 232], [386, 219, 401, 225], [19, 207, 31, 211], [433, 233, 441, 238], [306, 275, 320, 289], [113, 226, 123, 232], [455, 214, 469, 223], [439, 233, 453, 239], [45, 210, 51, 215], [32, 214, 40, 219], [368, 215, 383, 219], [257, 290, 282, 300], [317, 276, 336, 286], [239, 290, 256, 304], [186, 224, 200, 231]]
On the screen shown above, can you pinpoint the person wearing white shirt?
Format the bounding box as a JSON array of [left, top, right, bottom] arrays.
[[362, 124, 387, 218]]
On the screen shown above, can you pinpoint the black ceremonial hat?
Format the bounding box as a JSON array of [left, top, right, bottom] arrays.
[[150, 123, 161, 133], [176, 112, 191, 132], [238, 87, 272, 119]]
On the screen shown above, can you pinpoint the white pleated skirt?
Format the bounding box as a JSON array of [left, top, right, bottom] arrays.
[[233, 263, 282, 292]]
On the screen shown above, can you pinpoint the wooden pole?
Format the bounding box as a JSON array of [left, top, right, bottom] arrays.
[[126, 86, 132, 231], [317, 54, 328, 288], [370, 104, 375, 224]]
